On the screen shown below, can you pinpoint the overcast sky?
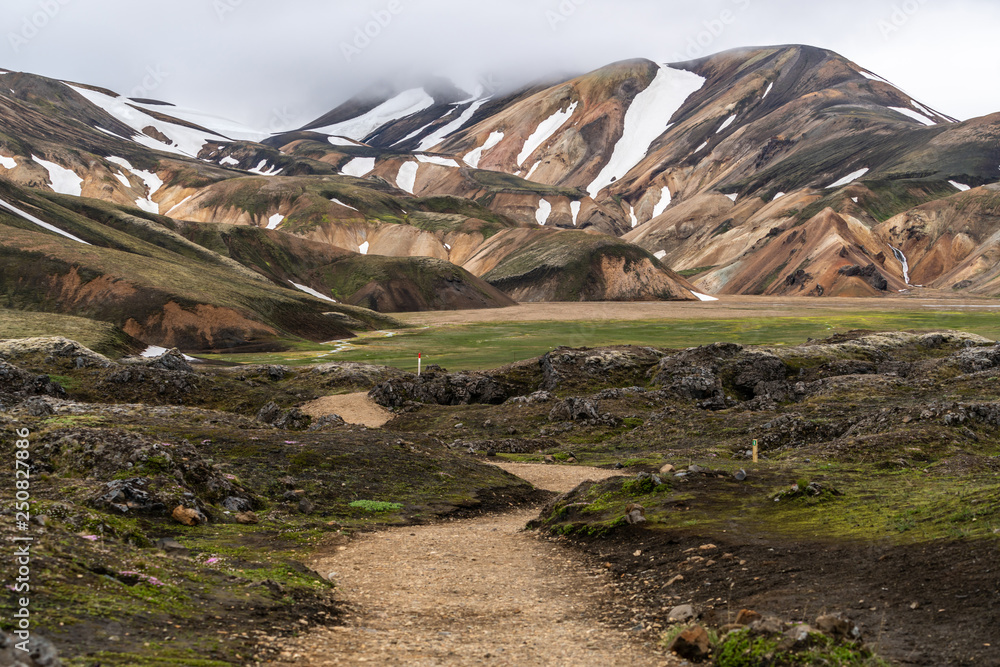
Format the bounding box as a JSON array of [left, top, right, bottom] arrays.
[[3, 0, 998, 130]]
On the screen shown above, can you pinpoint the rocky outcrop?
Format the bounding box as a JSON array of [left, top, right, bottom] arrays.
[[369, 371, 513, 408]]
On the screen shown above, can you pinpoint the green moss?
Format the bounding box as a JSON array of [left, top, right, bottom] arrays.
[[349, 500, 403, 512]]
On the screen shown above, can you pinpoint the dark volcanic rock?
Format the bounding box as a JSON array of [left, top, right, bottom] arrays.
[[369, 372, 512, 408]]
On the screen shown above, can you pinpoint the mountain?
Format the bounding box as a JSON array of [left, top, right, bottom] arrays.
[[2, 43, 1000, 353]]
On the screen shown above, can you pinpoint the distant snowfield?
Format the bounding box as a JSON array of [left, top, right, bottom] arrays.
[[0, 156, 16, 169], [32, 155, 82, 196], [417, 98, 490, 152], [525, 162, 541, 180], [716, 114, 737, 134], [654, 250, 667, 260], [570, 200, 581, 226], [129, 101, 271, 142], [652, 186, 672, 218], [290, 281, 338, 303], [328, 135, 363, 147], [266, 213, 284, 230], [826, 168, 869, 189], [464, 131, 504, 169], [341, 157, 375, 177], [330, 197, 359, 211], [762, 82, 774, 99], [220, 156, 239, 166], [587, 65, 706, 196], [107, 156, 162, 213], [535, 199, 552, 225], [249, 159, 281, 176], [773, 192, 786, 201], [141, 345, 197, 361], [518, 101, 578, 166], [888, 106, 935, 126], [358, 241, 370, 255], [396, 161, 419, 194], [949, 181, 971, 192], [629, 206, 638, 228], [166, 195, 194, 217], [314, 88, 435, 140], [416, 154, 460, 168], [725, 193, 739, 203], [67, 84, 227, 157], [0, 196, 90, 244], [691, 291, 719, 302]]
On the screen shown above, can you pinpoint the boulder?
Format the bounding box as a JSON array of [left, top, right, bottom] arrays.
[[548, 397, 600, 422], [92, 478, 167, 515], [668, 625, 711, 662], [171, 505, 206, 526], [235, 512, 259, 525], [815, 613, 861, 641], [0, 630, 62, 666], [668, 604, 696, 622]]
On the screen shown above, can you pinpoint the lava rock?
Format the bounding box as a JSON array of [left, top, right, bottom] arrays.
[[171, 505, 206, 526], [668, 625, 711, 662]]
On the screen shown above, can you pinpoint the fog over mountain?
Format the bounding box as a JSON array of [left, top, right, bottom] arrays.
[[3, 0, 999, 130]]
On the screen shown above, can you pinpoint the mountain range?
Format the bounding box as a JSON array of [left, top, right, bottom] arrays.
[[2, 44, 999, 351]]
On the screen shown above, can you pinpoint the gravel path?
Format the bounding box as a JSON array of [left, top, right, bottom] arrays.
[[272, 465, 674, 666], [299, 393, 393, 428]]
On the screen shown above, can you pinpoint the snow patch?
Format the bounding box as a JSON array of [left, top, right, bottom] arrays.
[[68, 84, 226, 157], [695, 141, 708, 153], [891, 246, 911, 285], [716, 114, 737, 134], [330, 198, 359, 212], [629, 206, 639, 228], [0, 156, 16, 169], [826, 168, 869, 189], [416, 98, 490, 151], [463, 131, 504, 169], [341, 157, 375, 177], [396, 162, 419, 194], [113, 171, 130, 187], [949, 181, 971, 192], [535, 199, 552, 225], [653, 250, 667, 260], [652, 186, 672, 218], [416, 154, 459, 168], [444, 243, 451, 250], [888, 106, 935, 126], [129, 101, 271, 142], [358, 241, 370, 255], [570, 200, 581, 226], [328, 135, 363, 147], [691, 291, 719, 302], [762, 82, 774, 99], [312, 88, 435, 140], [525, 162, 541, 180], [107, 156, 162, 213], [290, 282, 338, 303], [220, 156, 239, 166], [773, 192, 786, 201], [32, 155, 82, 196], [249, 159, 281, 176], [851, 197, 859, 203], [266, 214, 284, 230], [0, 197, 89, 244], [725, 193, 738, 203], [517, 101, 578, 166], [587, 65, 706, 196]]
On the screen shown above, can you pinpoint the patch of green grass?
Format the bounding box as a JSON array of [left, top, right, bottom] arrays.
[[349, 500, 403, 513], [196, 310, 1000, 373], [712, 627, 890, 667]]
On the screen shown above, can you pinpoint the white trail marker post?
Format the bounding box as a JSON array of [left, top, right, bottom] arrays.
[[417, 352, 422, 377]]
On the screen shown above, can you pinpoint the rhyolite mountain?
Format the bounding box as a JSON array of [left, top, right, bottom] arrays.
[[1, 44, 1000, 350]]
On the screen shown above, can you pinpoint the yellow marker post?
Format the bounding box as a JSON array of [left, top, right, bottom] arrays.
[[752, 439, 758, 463]]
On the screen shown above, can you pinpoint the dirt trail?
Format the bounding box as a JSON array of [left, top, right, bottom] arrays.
[[272, 464, 674, 666]]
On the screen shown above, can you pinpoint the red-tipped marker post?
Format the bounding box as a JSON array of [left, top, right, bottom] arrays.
[[417, 352, 422, 377]]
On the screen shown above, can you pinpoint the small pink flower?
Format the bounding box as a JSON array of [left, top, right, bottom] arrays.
[[284, 441, 299, 445], [81, 535, 99, 541], [201, 439, 211, 445], [205, 558, 219, 565], [224, 474, 237, 480]]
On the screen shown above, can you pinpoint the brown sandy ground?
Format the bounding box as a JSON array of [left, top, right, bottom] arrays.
[[271, 464, 676, 667], [300, 392, 394, 427]]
